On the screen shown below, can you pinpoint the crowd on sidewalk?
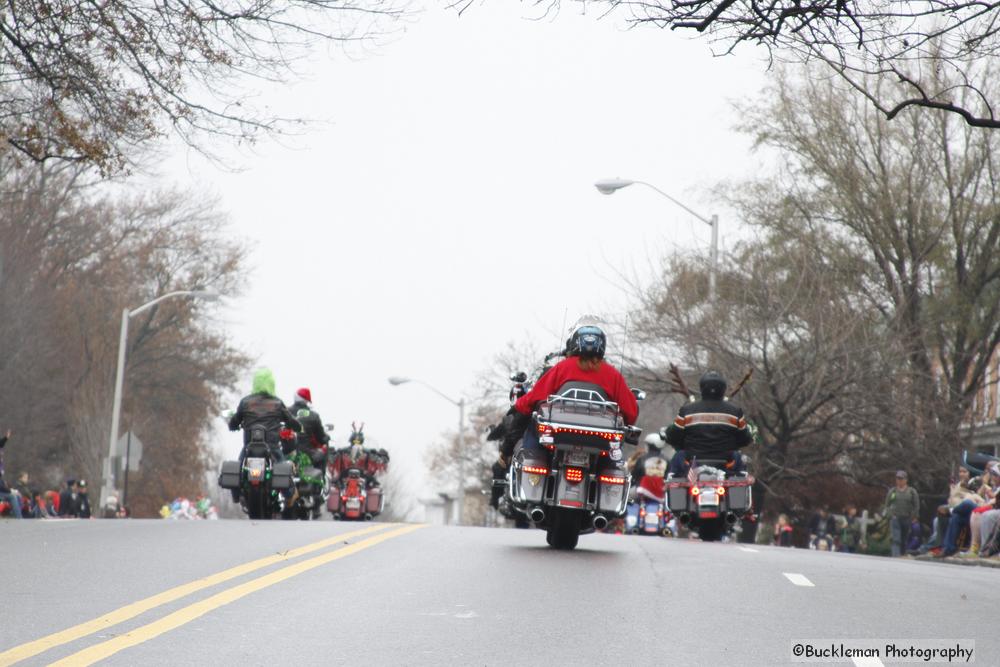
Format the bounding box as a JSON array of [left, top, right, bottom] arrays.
[[772, 463, 1000, 564], [0, 430, 96, 519], [920, 462, 1000, 560]]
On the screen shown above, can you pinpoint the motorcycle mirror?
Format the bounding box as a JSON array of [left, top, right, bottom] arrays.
[[631, 388, 647, 401], [324, 423, 335, 431], [510, 371, 528, 383]]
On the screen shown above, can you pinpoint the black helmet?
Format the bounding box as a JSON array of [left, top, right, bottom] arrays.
[[699, 371, 727, 399], [568, 326, 607, 359]]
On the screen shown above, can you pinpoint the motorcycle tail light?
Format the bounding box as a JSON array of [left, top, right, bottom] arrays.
[[565, 467, 584, 484], [717, 486, 726, 496], [639, 507, 646, 517], [598, 475, 626, 484], [691, 486, 700, 496], [523, 465, 549, 475]]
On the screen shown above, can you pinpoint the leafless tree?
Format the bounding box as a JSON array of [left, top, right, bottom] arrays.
[[519, 1, 1000, 129], [624, 68, 1000, 516], [0, 0, 407, 171], [737, 70, 1000, 472], [0, 160, 250, 515]]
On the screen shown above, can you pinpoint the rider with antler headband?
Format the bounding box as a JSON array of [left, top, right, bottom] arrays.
[[331, 422, 370, 482], [664, 369, 753, 477]]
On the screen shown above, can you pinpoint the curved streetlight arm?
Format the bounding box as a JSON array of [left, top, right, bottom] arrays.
[[631, 181, 713, 227], [129, 290, 218, 318], [410, 379, 462, 408]]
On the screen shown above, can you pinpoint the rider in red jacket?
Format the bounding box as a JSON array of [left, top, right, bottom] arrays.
[[500, 326, 638, 462]]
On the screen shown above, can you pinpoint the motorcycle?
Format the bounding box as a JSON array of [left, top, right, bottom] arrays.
[[282, 429, 329, 520], [625, 497, 674, 536], [665, 458, 753, 541], [218, 423, 294, 520], [328, 468, 378, 520], [503, 382, 642, 550]]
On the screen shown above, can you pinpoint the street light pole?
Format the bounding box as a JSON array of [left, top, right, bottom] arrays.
[[102, 289, 220, 508], [457, 396, 465, 525], [595, 178, 719, 302], [388, 376, 467, 525]]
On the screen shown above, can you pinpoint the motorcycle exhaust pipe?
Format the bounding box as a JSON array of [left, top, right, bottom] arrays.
[[592, 515, 608, 531], [725, 512, 738, 525], [678, 513, 692, 526], [529, 508, 545, 523], [364, 513, 373, 521]]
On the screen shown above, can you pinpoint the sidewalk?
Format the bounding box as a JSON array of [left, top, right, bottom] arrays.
[[913, 553, 1000, 568]]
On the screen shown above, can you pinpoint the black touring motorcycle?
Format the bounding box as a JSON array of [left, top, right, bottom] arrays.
[[499, 379, 643, 550], [218, 423, 294, 520]]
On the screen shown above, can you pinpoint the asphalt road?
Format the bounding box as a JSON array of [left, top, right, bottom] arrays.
[[1, 519, 996, 666]]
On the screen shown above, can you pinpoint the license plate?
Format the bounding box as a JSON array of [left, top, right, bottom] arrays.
[[347, 499, 360, 509], [698, 491, 718, 506], [567, 452, 589, 467]]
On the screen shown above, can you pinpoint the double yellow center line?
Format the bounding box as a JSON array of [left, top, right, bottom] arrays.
[[0, 522, 423, 666]]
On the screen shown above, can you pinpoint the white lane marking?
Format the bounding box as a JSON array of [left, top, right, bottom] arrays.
[[738, 546, 759, 552], [852, 657, 885, 667], [782, 572, 815, 587]]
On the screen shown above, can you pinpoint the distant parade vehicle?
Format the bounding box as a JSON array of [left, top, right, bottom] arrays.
[[220, 415, 389, 521], [625, 497, 674, 537], [327, 423, 387, 521]]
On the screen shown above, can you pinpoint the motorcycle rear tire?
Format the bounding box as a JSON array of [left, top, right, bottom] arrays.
[[698, 519, 724, 542], [247, 486, 269, 520], [546, 509, 581, 550]]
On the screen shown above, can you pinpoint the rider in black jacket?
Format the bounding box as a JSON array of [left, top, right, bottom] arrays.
[[664, 371, 752, 476], [228, 368, 301, 461], [288, 387, 330, 463]]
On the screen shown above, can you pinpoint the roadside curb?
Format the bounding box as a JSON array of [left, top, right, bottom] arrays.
[[913, 554, 1000, 568]]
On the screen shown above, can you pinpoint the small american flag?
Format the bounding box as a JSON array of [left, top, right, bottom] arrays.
[[687, 457, 698, 485]]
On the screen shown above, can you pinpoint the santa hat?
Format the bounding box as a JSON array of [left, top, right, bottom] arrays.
[[296, 387, 312, 404]]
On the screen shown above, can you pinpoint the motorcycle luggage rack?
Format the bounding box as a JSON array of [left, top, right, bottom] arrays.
[[538, 393, 623, 430]]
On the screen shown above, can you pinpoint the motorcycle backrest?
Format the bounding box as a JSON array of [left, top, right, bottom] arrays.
[[249, 425, 267, 445], [245, 442, 270, 458]]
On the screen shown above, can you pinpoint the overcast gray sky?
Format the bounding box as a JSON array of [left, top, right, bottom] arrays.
[[159, 2, 768, 514]]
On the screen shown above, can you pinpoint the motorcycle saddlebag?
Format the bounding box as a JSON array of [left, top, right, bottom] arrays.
[[366, 487, 382, 513], [271, 461, 294, 490], [667, 486, 690, 514], [516, 452, 549, 504], [725, 484, 752, 512], [327, 492, 342, 513], [597, 471, 628, 513], [218, 460, 241, 489]]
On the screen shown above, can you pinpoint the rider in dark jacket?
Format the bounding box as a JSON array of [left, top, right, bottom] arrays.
[[228, 368, 301, 461], [665, 371, 752, 476], [288, 387, 330, 461]]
